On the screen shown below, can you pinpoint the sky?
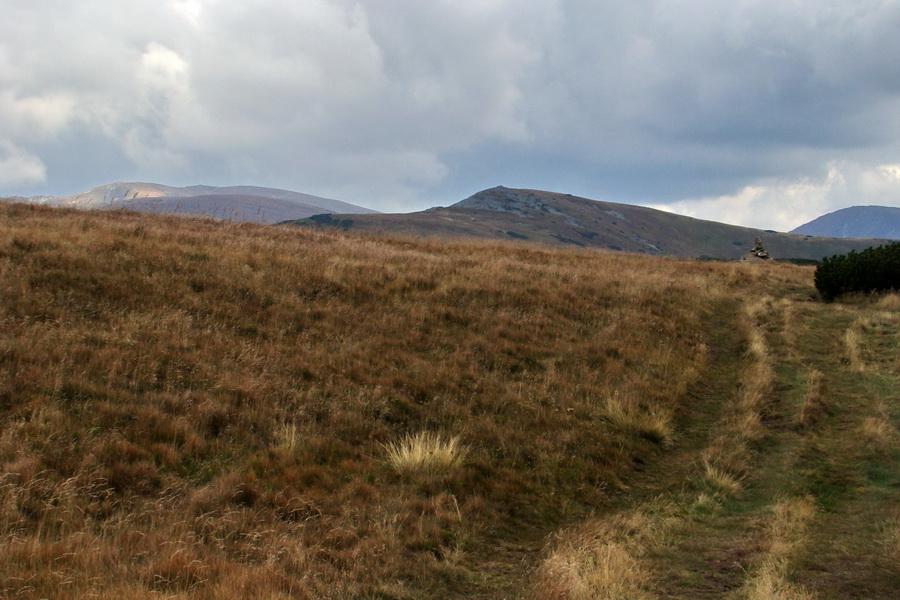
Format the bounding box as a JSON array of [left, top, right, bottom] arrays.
[[2, 0, 900, 231]]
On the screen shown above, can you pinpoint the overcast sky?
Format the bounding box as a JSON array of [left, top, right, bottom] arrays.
[[3, 0, 900, 230]]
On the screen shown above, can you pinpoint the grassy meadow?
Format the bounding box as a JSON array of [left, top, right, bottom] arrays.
[[0, 202, 897, 598]]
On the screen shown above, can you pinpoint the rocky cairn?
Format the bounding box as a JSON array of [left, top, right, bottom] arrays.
[[743, 237, 772, 261]]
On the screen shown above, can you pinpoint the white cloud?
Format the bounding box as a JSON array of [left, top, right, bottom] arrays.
[[0, 142, 47, 187], [170, 0, 205, 27], [0, 92, 77, 138], [138, 43, 189, 91], [653, 162, 900, 231]]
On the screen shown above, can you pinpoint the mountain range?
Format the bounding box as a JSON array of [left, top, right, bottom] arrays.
[[283, 186, 889, 261], [7, 182, 893, 260], [791, 205, 900, 240], [8, 182, 377, 224]]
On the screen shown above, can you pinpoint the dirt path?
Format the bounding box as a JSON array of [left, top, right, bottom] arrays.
[[641, 295, 900, 599], [449, 299, 749, 599], [787, 303, 900, 599], [451, 293, 898, 599]]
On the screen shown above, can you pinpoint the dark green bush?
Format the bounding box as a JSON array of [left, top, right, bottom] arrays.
[[815, 242, 900, 301]]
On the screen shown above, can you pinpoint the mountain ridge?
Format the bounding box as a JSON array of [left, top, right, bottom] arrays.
[[8, 181, 377, 224], [284, 186, 889, 261]]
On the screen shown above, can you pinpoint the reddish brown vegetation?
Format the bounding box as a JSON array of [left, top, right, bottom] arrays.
[[0, 202, 807, 598]]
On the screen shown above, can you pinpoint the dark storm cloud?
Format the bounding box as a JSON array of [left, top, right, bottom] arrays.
[[2, 0, 900, 228]]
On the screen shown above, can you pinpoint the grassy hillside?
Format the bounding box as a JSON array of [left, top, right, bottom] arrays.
[[284, 187, 888, 261], [1, 202, 897, 599]]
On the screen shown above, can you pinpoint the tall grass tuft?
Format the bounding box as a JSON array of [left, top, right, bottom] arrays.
[[843, 322, 867, 374], [383, 431, 467, 476], [603, 394, 674, 447], [531, 498, 680, 599], [534, 542, 652, 600], [857, 403, 898, 456]]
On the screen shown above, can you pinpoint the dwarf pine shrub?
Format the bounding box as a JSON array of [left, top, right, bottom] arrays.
[[815, 242, 900, 301]]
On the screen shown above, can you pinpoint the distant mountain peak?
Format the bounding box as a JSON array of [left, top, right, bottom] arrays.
[[8, 181, 377, 224], [791, 205, 900, 240], [454, 186, 568, 215]]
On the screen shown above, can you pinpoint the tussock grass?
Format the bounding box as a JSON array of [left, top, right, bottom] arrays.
[[383, 431, 467, 475], [842, 322, 868, 374], [741, 496, 817, 600], [531, 500, 680, 600], [875, 292, 900, 311], [857, 404, 898, 456], [603, 393, 674, 447], [743, 565, 816, 600], [699, 457, 747, 497], [766, 496, 817, 559], [273, 420, 302, 453], [534, 542, 652, 600]]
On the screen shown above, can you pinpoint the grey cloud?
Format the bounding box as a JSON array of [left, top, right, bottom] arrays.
[[1, 0, 900, 223]]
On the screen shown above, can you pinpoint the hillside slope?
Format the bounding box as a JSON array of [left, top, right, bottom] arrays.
[[1, 203, 896, 598], [284, 186, 888, 260], [8, 181, 377, 224], [791, 205, 900, 239], [113, 194, 341, 224]]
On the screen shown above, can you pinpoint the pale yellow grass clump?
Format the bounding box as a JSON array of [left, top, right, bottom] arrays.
[[534, 542, 652, 600], [531, 500, 679, 600], [742, 496, 817, 600], [699, 456, 746, 497], [875, 292, 900, 311], [603, 393, 675, 447], [842, 320, 868, 374], [857, 405, 898, 456], [383, 431, 467, 475], [273, 420, 302, 453], [778, 298, 802, 359], [743, 564, 816, 600]]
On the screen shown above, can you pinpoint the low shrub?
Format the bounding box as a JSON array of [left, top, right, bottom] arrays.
[[815, 242, 900, 301]]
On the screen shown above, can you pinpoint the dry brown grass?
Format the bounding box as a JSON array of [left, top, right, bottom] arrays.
[[0, 202, 810, 597], [383, 431, 468, 476], [741, 496, 817, 600], [696, 297, 776, 497], [795, 369, 826, 429], [603, 392, 675, 447], [877, 511, 900, 582], [843, 322, 868, 374], [875, 292, 900, 311], [530, 499, 679, 600], [856, 403, 898, 457]]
